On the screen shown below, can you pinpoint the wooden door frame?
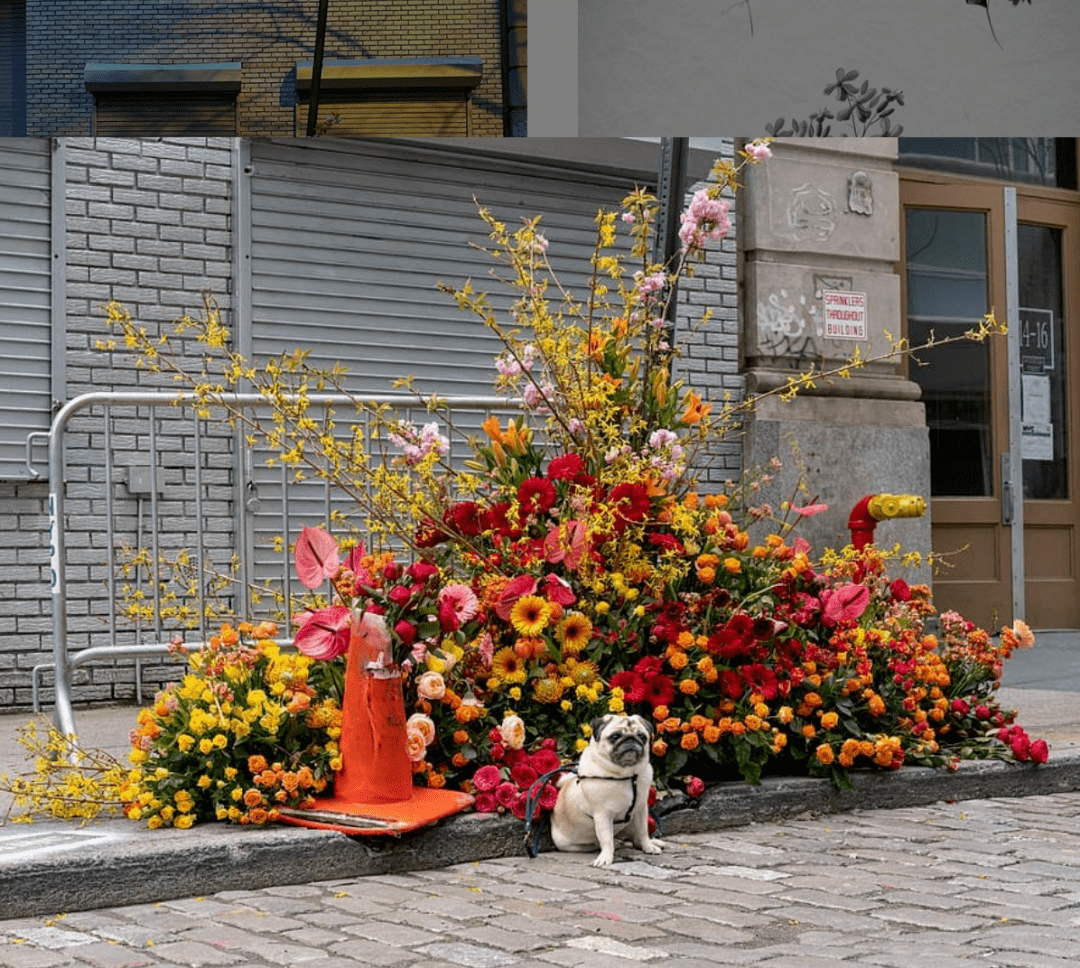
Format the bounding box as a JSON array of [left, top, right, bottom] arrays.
[[898, 166, 1080, 628]]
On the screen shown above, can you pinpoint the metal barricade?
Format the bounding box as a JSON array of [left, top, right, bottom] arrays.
[[30, 390, 520, 738]]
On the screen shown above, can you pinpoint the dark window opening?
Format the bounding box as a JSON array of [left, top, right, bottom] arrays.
[[899, 138, 1078, 191], [0, 1, 27, 136]]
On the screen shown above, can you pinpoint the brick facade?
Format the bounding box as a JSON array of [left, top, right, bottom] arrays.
[[0, 137, 237, 709], [25, 0, 514, 137], [673, 139, 744, 486]]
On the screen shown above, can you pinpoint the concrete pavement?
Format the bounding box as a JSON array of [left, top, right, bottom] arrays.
[[0, 633, 1079, 922], [2, 792, 1080, 967]]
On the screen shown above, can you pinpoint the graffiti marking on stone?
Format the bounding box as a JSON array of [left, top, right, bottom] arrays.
[[788, 183, 837, 243]]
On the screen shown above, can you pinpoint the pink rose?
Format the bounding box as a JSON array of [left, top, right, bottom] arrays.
[[499, 715, 526, 750], [1030, 738, 1049, 764], [405, 727, 428, 763], [495, 781, 519, 809], [416, 671, 446, 701], [472, 765, 501, 792], [686, 776, 705, 798], [407, 713, 436, 746], [474, 792, 498, 813]]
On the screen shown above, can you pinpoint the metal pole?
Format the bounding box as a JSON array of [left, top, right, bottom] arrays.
[[1004, 186, 1025, 623], [653, 138, 689, 329], [306, 0, 331, 136]]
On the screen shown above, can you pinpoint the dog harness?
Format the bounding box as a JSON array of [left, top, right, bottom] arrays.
[[522, 763, 645, 859]]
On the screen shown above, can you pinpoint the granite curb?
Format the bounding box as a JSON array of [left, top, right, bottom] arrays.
[[3, 746, 1079, 920]]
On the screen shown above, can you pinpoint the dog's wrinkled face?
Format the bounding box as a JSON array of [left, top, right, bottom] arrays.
[[591, 714, 652, 768]]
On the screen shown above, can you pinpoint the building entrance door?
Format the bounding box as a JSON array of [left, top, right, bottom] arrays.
[[901, 178, 1080, 630]]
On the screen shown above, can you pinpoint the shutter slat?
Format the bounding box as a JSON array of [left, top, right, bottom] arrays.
[[94, 95, 237, 135], [0, 139, 51, 480]]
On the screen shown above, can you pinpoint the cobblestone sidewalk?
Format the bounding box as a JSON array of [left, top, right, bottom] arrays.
[[2, 792, 1079, 968]]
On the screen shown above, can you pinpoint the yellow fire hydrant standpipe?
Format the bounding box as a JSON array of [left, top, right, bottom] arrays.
[[847, 493, 927, 550]]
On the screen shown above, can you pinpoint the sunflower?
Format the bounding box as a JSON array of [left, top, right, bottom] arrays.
[[552, 617, 588, 658], [510, 595, 551, 636], [491, 647, 528, 685]]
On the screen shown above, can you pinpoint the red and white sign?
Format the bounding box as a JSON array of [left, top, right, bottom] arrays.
[[823, 290, 867, 340]]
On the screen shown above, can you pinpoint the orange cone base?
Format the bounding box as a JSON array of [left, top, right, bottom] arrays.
[[277, 787, 475, 836]]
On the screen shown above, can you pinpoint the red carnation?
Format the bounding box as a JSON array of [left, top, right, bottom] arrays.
[[518, 477, 557, 517]]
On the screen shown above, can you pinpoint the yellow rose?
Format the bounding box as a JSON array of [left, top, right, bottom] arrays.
[[176, 734, 195, 753], [174, 814, 195, 830]]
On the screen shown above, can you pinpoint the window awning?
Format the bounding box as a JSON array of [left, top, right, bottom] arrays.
[[84, 63, 242, 94], [295, 57, 483, 93]]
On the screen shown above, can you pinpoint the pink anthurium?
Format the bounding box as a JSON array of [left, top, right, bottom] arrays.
[[543, 519, 587, 571], [294, 526, 341, 589], [819, 583, 870, 628], [293, 605, 351, 660]]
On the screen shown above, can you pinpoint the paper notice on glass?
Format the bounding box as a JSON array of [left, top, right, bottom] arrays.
[[1022, 374, 1052, 425], [1022, 422, 1054, 462]]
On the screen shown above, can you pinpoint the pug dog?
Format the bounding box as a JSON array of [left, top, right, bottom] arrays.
[[550, 714, 665, 867]]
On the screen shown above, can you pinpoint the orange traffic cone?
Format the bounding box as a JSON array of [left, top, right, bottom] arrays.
[[279, 612, 473, 835]]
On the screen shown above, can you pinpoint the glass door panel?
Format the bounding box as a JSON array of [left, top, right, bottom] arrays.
[[905, 209, 992, 497], [1018, 223, 1068, 501]]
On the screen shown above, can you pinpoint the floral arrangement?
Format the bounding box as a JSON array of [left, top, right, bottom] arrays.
[[100, 141, 1043, 829], [119, 621, 342, 827]]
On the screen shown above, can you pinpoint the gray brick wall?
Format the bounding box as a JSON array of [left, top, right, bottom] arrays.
[[25, 0, 508, 137], [0, 137, 238, 711], [673, 139, 744, 485]]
